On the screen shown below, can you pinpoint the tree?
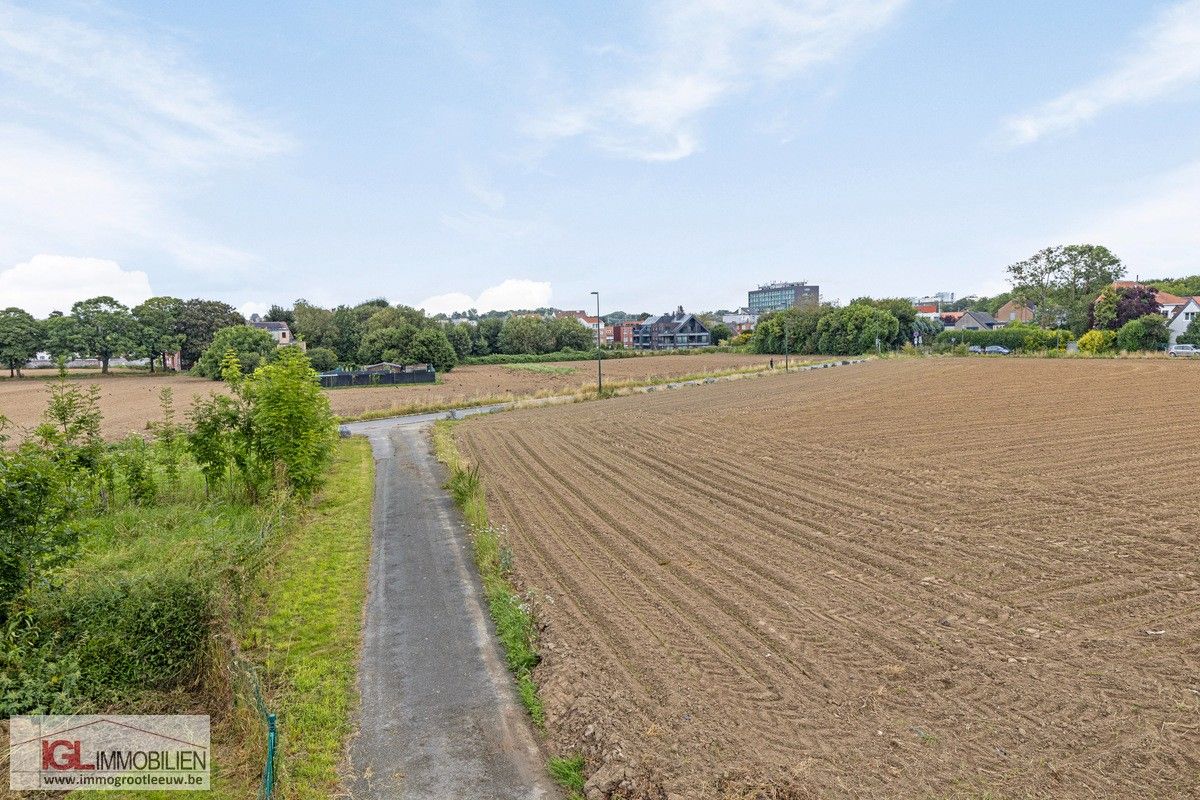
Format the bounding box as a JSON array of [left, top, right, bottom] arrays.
[[1093, 284, 1159, 330], [0, 308, 42, 377], [194, 325, 279, 379], [547, 316, 594, 351], [403, 328, 458, 372], [708, 322, 733, 345], [446, 323, 473, 360], [750, 306, 824, 354], [132, 296, 185, 373], [1116, 314, 1170, 352], [292, 300, 337, 350], [851, 297, 918, 348], [177, 299, 244, 369], [42, 313, 79, 360], [265, 304, 295, 326], [306, 346, 339, 372], [358, 325, 416, 364], [248, 346, 335, 498], [815, 304, 900, 355], [71, 296, 137, 373], [499, 316, 553, 354], [366, 305, 427, 333], [474, 317, 504, 355], [1007, 244, 1125, 334]]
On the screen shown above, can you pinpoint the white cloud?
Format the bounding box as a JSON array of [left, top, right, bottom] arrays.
[[0, 3, 289, 268], [1063, 159, 1200, 276], [530, 0, 906, 160], [0, 255, 152, 316], [1004, 0, 1200, 145], [419, 279, 553, 314]]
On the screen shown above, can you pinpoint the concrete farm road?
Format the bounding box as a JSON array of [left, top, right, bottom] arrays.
[[345, 410, 559, 799]]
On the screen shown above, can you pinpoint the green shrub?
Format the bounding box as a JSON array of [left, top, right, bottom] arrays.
[[306, 346, 339, 372], [1077, 329, 1117, 354], [935, 323, 1072, 352], [37, 574, 211, 698], [1116, 314, 1170, 352], [194, 325, 278, 379]]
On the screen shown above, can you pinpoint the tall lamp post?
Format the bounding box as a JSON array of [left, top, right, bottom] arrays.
[[590, 291, 602, 395]]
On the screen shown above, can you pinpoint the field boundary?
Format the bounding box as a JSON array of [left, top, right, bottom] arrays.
[[431, 420, 584, 799], [339, 357, 868, 425]]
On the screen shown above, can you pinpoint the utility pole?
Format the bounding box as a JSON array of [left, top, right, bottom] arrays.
[[590, 291, 602, 395]]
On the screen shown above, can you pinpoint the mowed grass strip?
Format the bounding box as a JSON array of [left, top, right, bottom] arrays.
[[248, 437, 374, 799], [431, 420, 544, 727]]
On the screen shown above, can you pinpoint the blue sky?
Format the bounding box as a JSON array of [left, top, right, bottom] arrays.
[[1, 0, 1198, 318]]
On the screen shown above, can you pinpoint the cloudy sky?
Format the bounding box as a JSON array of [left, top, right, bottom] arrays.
[[1, 0, 1198, 318]]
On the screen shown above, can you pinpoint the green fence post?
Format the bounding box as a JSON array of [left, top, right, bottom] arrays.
[[262, 713, 277, 799]]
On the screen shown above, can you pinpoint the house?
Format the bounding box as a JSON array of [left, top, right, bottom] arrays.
[[633, 307, 712, 350], [994, 300, 1035, 325], [1167, 297, 1200, 344], [939, 311, 966, 327], [609, 319, 644, 348], [721, 312, 758, 334], [950, 310, 999, 330], [248, 314, 305, 350]]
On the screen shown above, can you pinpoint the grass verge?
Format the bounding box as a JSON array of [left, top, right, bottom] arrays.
[[249, 437, 374, 799], [548, 755, 586, 800], [430, 420, 544, 729]]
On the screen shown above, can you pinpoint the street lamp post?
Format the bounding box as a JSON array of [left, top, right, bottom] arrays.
[[784, 316, 791, 373], [590, 291, 602, 395]]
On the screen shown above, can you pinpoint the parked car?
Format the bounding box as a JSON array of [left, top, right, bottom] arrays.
[[1168, 343, 1199, 357], [968, 345, 984, 354], [984, 345, 1011, 355]]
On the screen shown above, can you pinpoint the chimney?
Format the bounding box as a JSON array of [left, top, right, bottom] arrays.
[[676, 305, 684, 317]]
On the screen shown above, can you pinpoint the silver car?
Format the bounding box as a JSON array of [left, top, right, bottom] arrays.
[[1168, 343, 1199, 357]]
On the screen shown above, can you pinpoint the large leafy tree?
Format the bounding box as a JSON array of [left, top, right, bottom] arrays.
[[499, 315, 553, 354], [547, 316, 594, 351], [358, 325, 417, 364], [403, 328, 458, 372], [42, 312, 80, 360], [0, 308, 42, 377], [474, 317, 504, 355], [194, 325, 279, 379], [292, 300, 337, 350], [750, 306, 823, 354], [1092, 284, 1160, 330], [446, 323, 473, 360], [71, 296, 137, 373], [1177, 316, 1200, 346], [177, 299, 244, 369], [1007, 244, 1125, 334], [132, 296, 185, 372], [815, 303, 900, 355]]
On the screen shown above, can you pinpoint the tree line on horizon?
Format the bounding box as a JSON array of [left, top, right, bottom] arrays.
[[0, 296, 643, 379]]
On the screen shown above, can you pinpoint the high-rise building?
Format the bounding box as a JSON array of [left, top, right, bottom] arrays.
[[747, 282, 820, 314]]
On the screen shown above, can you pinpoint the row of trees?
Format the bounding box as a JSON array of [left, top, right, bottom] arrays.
[[749, 298, 942, 356], [0, 297, 243, 376]]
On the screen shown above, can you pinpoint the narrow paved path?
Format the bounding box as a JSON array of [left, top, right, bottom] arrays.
[[345, 409, 558, 799]]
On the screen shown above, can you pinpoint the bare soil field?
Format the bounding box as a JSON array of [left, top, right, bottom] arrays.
[[455, 358, 1200, 799], [0, 353, 773, 439]]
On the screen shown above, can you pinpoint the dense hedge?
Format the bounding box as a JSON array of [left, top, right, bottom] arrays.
[[934, 324, 1072, 351], [461, 347, 725, 365]]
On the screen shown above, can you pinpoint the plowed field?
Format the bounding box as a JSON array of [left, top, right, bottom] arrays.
[[455, 358, 1200, 799], [0, 353, 772, 440]]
